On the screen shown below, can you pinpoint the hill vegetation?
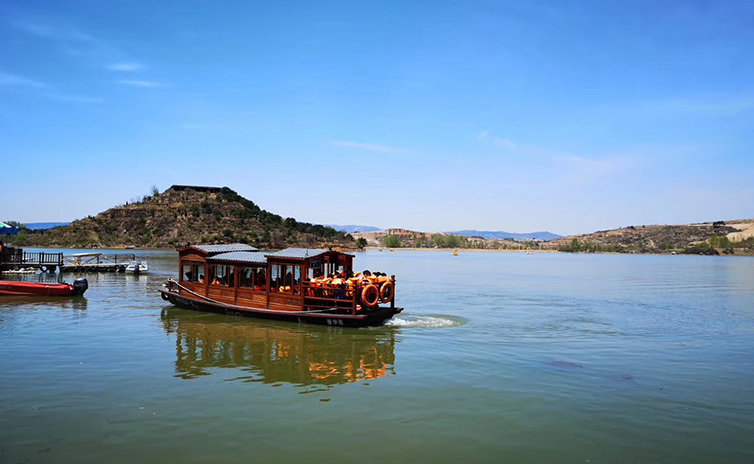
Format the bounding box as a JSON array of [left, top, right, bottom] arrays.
[[551, 220, 754, 255], [11, 186, 355, 249], [354, 228, 547, 250]]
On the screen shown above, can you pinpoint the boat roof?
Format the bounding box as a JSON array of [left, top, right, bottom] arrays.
[[71, 252, 103, 257], [208, 251, 267, 264], [265, 248, 351, 259], [190, 243, 259, 254], [180, 245, 352, 263]]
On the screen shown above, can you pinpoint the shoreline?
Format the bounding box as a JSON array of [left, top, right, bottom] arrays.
[[365, 247, 559, 253], [9, 244, 753, 257]]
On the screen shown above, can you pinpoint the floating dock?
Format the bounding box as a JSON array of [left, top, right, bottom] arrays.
[[1, 248, 137, 274], [59, 253, 135, 273], [0, 247, 63, 273]]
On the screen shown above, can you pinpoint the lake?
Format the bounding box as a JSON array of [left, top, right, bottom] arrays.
[[2, 249, 753, 464]]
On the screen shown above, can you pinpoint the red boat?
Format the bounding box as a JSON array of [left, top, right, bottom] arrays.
[[0, 278, 88, 296]]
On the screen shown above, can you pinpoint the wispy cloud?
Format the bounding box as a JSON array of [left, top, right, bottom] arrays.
[[477, 131, 518, 151], [0, 71, 46, 88], [639, 95, 754, 117], [14, 19, 150, 84], [331, 140, 409, 153], [476, 130, 650, 183], [118, 80, 166, 88], [14, 20, 95, 43], [107, 62, 143, 72], [551, 153, 644, 183], [596, 94, 754, 119], [45, 94, 104, 104]]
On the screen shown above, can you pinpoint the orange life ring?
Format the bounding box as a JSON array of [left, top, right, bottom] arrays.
[[361, 284, 379, 308], [379, 281, 393, 303]]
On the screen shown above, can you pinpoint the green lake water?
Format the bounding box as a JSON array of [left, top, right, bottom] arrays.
[[1, 249, 753, 463]]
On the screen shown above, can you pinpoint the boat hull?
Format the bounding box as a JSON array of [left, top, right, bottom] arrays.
[[0, 279, 88, 297], [159, 288, 402, 328]]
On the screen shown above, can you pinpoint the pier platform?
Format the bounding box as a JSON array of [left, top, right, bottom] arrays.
[[0, 246, 63, 273], [59, 253, 135, 273]]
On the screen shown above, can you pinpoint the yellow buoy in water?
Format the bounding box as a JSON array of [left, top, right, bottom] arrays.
[[453, 251, 458, 256]]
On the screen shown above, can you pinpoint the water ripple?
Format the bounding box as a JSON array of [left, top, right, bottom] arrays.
[[384, 314, 466, 328]]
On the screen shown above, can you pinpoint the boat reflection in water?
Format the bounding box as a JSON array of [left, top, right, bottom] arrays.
[[160, 307, 397, 388]]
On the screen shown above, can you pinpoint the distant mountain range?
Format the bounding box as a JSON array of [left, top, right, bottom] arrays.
[[447, 230, 562, 241], [327, 225, 562, 242], [24, 222, 71, 230], [324, 224, 382, 234]]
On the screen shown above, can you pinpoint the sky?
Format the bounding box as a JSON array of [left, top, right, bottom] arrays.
[[1, 0, 752, 236]]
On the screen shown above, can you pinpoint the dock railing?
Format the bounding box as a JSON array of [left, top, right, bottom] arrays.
[[23, 251, 64, 267], [62, 253, 135, 266]]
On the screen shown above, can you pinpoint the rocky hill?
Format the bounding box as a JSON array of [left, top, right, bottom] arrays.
[[14, 186, 354, 249], [549, 219, 754, 255]]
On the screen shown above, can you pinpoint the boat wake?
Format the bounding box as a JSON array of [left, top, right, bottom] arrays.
[[384, 314, 465, 328]]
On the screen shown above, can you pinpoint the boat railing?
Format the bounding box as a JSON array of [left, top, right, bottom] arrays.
[[302, 277, 395, 310], [167, 275, 395, 314]]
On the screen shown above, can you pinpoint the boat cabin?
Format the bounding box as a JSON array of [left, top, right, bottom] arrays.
[[175, 244, 394, 315]]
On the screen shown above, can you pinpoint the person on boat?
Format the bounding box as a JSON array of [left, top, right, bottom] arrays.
[[254, 269, 265, 290], [331, 273, 345, 299], [320, 273, 335, 298], [345, 270, 357, 297], [305, 270, 320, 297], [364, 270, 380, 284]]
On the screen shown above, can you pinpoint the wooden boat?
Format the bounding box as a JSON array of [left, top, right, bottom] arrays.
[[159, 244, 403, 327], [0, 278, 88, 296]]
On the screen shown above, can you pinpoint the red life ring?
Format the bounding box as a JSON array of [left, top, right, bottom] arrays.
[[361, 284, 379, 308], [379, 281, 393, 303]]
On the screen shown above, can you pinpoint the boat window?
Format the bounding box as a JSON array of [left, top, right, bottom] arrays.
[[239, 266, 266, 290], [270, 265, 279, 291], [181, 262, 204, 283], [293, 266, 300, 294], [210, 265, 229, 285], [270, 264, 299, 294], [182, 263, 192, 282], [255, 268, 266, 290], [239, 267, 254, 288]]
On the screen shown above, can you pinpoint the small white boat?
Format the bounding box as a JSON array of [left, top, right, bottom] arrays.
[[126, 261, 149, 274]]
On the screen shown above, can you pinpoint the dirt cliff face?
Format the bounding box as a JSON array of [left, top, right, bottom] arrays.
[[20, 187, 353, 249]]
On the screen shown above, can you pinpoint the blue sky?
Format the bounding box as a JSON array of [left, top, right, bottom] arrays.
[[1, 0, 752, 235]]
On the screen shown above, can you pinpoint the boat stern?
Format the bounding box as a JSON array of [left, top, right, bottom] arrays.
[[72, 278, 88, 296]]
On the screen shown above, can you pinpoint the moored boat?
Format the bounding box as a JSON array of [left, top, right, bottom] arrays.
[[159, 244, 403, 327], [126, 261, 149, 273], [0, 278, 88, 296]]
